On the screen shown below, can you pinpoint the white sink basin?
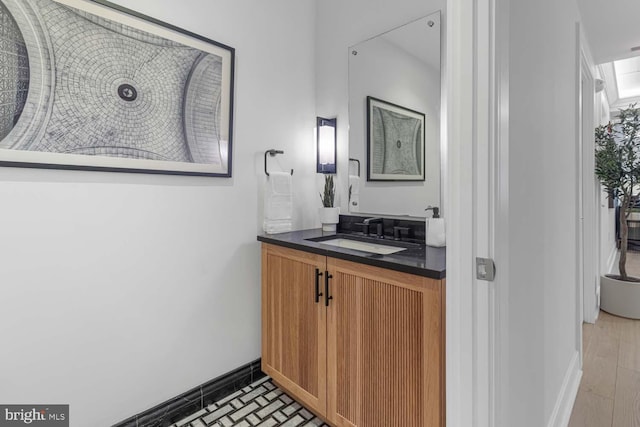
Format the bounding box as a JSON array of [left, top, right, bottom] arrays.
[[317, 238, 407, 255]]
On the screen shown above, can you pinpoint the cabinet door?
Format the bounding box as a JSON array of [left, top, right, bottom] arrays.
[[326, 257, 445, 427], [261, 243, 327, 415]]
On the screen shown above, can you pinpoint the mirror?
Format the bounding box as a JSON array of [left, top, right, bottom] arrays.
[[347, 11, 442, 217]]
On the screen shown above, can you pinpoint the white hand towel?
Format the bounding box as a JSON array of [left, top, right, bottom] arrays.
[[263, 172, 292, 234], [426, 218, 446, 247], [349, 175, 360, 212]]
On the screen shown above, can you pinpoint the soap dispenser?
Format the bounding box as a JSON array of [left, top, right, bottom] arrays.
[[425, 206, 445, 247], [425, 206, 440, 218], [425, 205, 439, 243]]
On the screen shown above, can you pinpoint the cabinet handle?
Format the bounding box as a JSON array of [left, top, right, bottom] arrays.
[[315, 268, 324, 303], [324, 271, 333, 307]]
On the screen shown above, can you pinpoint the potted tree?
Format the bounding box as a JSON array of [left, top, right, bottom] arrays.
[[319, 174, 339, 232], [595, 104, 640, 318]]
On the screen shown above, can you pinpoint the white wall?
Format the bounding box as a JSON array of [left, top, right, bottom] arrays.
[[506, 0, 583, 424], [0, 1, 318, 425], [348, 35, 441, 216], [315, 0, 445, 215]]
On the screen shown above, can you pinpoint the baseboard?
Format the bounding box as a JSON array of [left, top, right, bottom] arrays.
[[546, 351, 582, 427], [112, 359, 265, 427]]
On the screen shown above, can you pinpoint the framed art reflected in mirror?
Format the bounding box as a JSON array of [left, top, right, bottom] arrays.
[[367, 96, 425, 181]]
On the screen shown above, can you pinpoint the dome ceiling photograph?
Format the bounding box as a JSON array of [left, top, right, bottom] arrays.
[[0, 0, 235, 176]]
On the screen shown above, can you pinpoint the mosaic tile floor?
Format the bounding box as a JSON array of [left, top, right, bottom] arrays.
[[170, 376, 329, 427]]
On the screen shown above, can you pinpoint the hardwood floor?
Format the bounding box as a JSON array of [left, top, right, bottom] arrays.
[[569, 251, 640, 427]]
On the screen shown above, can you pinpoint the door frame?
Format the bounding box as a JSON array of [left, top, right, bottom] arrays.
[[445, 5, 599, 427], [577, 30, 599, 325], [444, 0, 508, 425]]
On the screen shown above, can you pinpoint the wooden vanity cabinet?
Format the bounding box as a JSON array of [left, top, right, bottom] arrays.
[[262, 243, 445, 427], [261, 243, 327, 415]]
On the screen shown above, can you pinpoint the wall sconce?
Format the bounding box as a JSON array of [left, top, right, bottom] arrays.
[[317, 117, 337, 174]]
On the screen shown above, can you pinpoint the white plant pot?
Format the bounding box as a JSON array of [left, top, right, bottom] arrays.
[[601, 275, 640, 319], [319, 207, 340, 232]]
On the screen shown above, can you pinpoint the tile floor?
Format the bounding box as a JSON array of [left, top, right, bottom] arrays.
[[172, 252, 640, 427], [170, 376, 329, 427]]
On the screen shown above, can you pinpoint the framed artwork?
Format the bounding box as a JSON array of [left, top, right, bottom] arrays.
[[0, 0, 235, 176], [366, 96, 425, 181]]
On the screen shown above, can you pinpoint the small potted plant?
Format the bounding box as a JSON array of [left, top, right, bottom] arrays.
[[319, 174, 339, 232], [595, 104, 640, 318]]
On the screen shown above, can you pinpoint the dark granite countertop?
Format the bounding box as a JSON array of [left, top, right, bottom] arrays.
[[257, 228, 446, 280]]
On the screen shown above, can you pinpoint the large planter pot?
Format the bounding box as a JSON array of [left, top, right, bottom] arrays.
[[600, 275, 640, 319], [319, 207, 340, 232]]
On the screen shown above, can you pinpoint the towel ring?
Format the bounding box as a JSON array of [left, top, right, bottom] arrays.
[[265, 149, 293, 176], [349, 158, 360, 177]]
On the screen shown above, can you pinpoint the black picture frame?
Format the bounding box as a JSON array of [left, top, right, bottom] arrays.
[[366, 96, 425, 181], [0, 0, 235, 177]]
